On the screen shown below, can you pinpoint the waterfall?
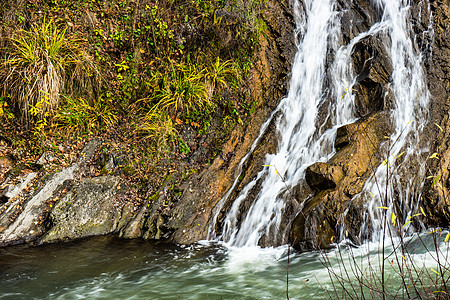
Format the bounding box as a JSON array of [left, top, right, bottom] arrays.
[[355, 0, 430, 240], [209, 0, 430, 247]]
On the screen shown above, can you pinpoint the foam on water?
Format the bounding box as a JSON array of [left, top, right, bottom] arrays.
[[1, 235, 448, 299]]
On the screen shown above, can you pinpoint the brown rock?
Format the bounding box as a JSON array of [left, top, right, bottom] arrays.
[[413, 0, 450, 228], [305, 162, 344, 191], [290, 112, 390, 250], [351, 34, 393, 117]]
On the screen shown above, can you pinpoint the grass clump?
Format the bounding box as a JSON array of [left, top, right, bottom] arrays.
[[137, 55, 237, 146], [152, 62, 210, 116], [0, 19, 92, 126], [54, 95, 118, 135], [137, 107, 178, 156]]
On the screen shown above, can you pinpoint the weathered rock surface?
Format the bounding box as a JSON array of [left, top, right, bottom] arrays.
[[305, 162, 344, 191], [336, 0, 381, 43], [1, 0, 450, 251], [0, 140, 101, 246], [351, 34, 393, 117], [288, 0, 450, 251], [413, 0, 450, 227], [285, 0, 394, 251], [40, 176, 124, 243], [290, 113, 390, 250]]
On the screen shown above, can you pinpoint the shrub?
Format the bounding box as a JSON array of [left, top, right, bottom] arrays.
[[152, 62, 211, 117]]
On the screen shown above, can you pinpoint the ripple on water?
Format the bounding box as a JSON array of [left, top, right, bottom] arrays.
[[1, 235, 449, 299]]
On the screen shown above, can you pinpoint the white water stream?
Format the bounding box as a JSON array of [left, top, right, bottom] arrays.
[[357, 0, 430, 240], [209, 0, 430, 246]]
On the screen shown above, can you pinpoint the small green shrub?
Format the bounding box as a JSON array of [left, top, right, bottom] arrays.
[[205, 57, 235, 94], [0, 97, 14, 120], [152, 62, 211, 116]]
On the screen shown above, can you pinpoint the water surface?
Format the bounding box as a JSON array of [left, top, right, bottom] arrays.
[[1, 235, 448, 299]]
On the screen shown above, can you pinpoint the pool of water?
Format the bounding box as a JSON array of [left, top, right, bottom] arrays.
[[0, 235, 447, 299]]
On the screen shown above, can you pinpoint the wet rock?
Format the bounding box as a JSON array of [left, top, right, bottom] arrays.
[[351, 34, 393, 117], [335, 1, 392, 117], [337, 0, 381, 43], [305, 162, 344, 191], [335, 125, 350, 150], [289, 2, 395, 252], [289, 191, 336, 251], [290, 112, 390, 251], [119, 203, 148, 238], [414, 0, 450, 227], [352, 35, 392, 83]]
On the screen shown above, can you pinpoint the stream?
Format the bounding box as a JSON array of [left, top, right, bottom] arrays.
[[1, 234, 448, 299]]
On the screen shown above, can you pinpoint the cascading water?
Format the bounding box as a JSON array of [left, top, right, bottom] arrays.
[[209, 0, 347, 247], [355, 0, 431, 241], [209, 0, 430, 247]]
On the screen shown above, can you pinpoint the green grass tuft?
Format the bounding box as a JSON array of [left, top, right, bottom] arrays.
[[0, 19, 92, 125]]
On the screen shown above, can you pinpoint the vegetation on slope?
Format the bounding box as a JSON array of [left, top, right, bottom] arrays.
[[0, 0, 267, 190]]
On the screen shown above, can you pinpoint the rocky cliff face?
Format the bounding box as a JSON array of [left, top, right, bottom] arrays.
[[203, 0, 450, 251], [2, 0, 450, 249], [0, 0, 296, 246], [288, 0, 450, 250], [418, 0, 450, 228]]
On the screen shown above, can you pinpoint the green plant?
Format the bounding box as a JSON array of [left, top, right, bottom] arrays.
[[0, 97, 14, 120], [206, 57, 235, 93], [115, 61, 130, 80], [137, 107, 178, 154], [185, 105, 213, 134], [114, 54, 147, 110], [152, 62, 211, 116], [112, 29, 128, 47], [179, 141, 191, 154], [145, 4, 176, 56], [54, 95, 117, 134], [28, 90, 51, 137], [0, 19, 90, 125]]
